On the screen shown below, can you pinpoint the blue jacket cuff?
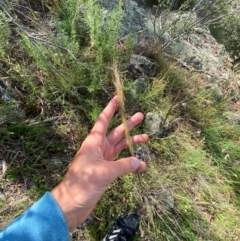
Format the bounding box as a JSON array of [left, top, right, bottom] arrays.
[[0, 192, 70, 241]]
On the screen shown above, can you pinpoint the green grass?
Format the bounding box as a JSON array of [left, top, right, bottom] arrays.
[[0, 0, 240, 240]]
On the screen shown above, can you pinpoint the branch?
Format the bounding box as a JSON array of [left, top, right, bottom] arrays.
[[204, 11, 236, 26], [191, 0, 204, 12], [0, 2, 13, 21], [163, 53, 229, 81], [27, 116, 64, 126], [160, 0, 236, 51]]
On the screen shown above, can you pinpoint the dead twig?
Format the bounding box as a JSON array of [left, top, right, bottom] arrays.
[[26, 116, 64, 126]]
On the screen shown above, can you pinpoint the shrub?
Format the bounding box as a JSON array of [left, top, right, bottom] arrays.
[[211, 14, 240, 61]]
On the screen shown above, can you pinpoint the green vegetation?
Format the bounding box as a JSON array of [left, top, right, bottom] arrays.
[[0, 0, 240, 240]]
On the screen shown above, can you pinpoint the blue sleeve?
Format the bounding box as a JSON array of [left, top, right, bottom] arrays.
[[0, 192, 70, 241]]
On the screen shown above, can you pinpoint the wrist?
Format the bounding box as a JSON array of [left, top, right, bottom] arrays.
[[51, 182, 93, 231]]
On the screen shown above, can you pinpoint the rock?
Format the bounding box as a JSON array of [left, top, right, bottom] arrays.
[[127, 54, 159, 78], [135, 146, 147, 160], [97, 0, 237, 93], [131, 77, 148, 96], [145, 112, 171, 138], [0, 80, 10, 102], [0, 127, 9, 140], [223, 112, 240, 125], [0, 160, 8, 176], [205, 84, 223, 101], [49, 157, 69, 165], [160, 32, 170, 45], [0, 79, 25, 124], [98, 0, 158, 46], [188, 56, 202, 70], [194, 0, 239, 20], [0, 186, 5, 200], [79, 214, 94, 229], [161, 12, 234, 82], [149, 188, 175, 212], [159, 189, 175, 211], [134, 146, 156, 161]]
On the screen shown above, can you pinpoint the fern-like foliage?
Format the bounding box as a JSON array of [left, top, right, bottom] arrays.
[[84, 0, 123, 52], [19, 0, 123, 106], [56, 0, 87, 43]]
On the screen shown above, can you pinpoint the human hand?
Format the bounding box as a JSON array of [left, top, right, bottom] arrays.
[[51, 96, 149, 230]]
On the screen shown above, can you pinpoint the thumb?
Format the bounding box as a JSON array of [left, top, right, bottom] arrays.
[[110, 157, 141, 180]]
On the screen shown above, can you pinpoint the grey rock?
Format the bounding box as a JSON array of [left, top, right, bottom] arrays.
[[161, 32, 170, 45], [135, 146, 147, 160], [0, 79, 25, 124], [145, 112, 171, 138], [131, 77, 148, 96], [223, 112, 240, 125], [149, 188, 175, 212], [163, 13, 234, 82], [127, 54, 159, 78], [205, 84, 223, 101], [0, 79, 23, 102], [133, 0, 145, 5], [211, 85, 223, 101], [49, 157, 69, 165], [135, 146, 155, 161], [79, 214, 94, 229], [0, 186, 5, 200], [194, 0, 239, 19], [160, 189, 175, 211], [188, 56, 202, 70], [0, 80, 10, 101], [94, 0, 237, 97], [97, 0, 157, 45]]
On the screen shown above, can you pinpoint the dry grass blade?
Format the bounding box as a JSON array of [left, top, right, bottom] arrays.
[[112, 59, 143, 190], [112, 59, 133, 155]]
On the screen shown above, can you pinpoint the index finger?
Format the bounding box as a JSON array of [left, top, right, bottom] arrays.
[[90, 96, 119, 135]]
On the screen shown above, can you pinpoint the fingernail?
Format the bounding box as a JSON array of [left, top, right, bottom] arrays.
[[131, 158, 140, 170], [113, 98, 119, 108]]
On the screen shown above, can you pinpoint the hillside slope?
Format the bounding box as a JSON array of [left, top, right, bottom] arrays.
[[0, 0, 240, 240]]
